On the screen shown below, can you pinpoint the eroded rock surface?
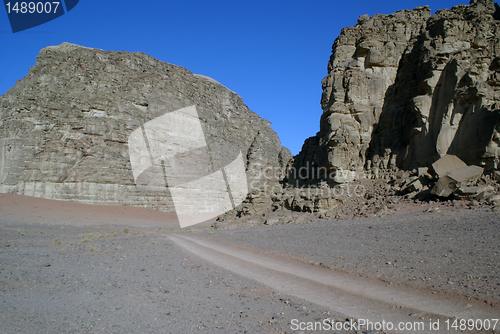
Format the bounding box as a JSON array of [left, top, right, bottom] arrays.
[[0, 43, 290, 216], [291, 5, 431, 182], [292, 0, 500, 184], [370, 0, 500, 172]]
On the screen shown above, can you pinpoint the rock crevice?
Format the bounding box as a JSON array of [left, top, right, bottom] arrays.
[[293, 0, 500, 184]]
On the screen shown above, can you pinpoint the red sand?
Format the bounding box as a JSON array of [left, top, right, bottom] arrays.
[[0, 193, 187, 228]]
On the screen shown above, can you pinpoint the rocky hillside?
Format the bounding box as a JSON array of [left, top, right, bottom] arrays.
[[291, 0, 500, 183], [0, 43, 291, 215]]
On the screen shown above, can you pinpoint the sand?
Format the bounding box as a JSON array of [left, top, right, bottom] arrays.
[[1, 193, 499, 333]]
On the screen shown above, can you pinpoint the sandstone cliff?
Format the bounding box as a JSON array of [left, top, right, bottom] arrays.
[[292, 0, 500, 183], [0, 43, 291, 216]]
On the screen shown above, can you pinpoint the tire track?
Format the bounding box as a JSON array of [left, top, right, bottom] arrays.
[[169, 234, 500, 333]]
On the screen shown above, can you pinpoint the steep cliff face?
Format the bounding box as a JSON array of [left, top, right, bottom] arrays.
[[292, 0, 500, 184], [291, 6, 430, 182], [0, 43, 290, 215], [370, 0, 500, 172]]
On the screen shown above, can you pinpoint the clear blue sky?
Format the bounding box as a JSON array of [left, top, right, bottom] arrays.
[[1, 0, 467, 155]]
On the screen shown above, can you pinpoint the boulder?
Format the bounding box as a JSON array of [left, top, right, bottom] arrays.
[[455, 184, 496, 200], [431, 155, 468, 179], [402, 178, 424, 194], [447, 165, 484, 185], [431, 176, 459, 198], [431, 165, 484, 198], [418, 167, 432, 178]]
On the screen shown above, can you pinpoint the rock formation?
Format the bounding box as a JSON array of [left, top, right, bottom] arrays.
[[0, 43, 291, 217], [3, 0, 499, 222], [291, 0, 500, 184], [370, 0, 500, 172]]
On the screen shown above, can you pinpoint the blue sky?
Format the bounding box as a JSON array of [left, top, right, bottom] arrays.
[[1, 0, 468, 155]]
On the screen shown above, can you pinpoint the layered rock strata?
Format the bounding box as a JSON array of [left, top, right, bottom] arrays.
[[0, 43, 291, 216]]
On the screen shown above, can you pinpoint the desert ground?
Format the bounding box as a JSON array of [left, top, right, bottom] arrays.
[[1, 193, 499, 333]]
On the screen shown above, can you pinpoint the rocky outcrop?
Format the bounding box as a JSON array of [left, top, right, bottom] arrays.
[[370, 0, 500, 172], [0, 43, 290, 216], [291, 5, 431, 183], [292, 0, 500, 185]]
